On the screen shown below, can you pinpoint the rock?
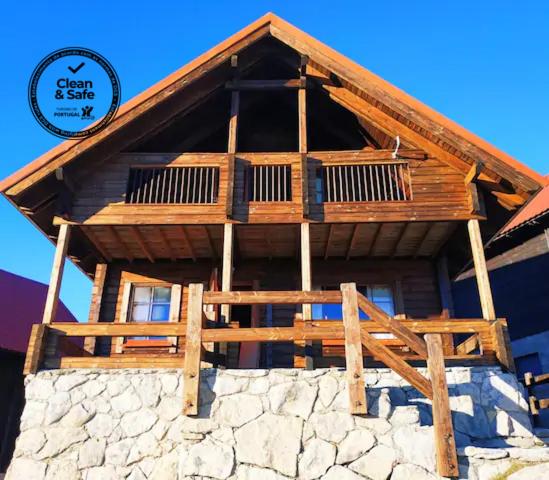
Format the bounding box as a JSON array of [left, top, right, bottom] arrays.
[[78, 438, 105, 468], [249, 377, 270, 394], [227, 369, 268, 377], [166, 415, 216, 441], [320, 465, 364, 479], [354, 417, 392, 435], [106, 377, 131, 397], [207, 374, 248, 396], [127, 467, 147, 480], [476, 459, 513, 480], [20, 401, 46, 430], [211, 427, 235, 446], [508, 463, 549, 480], [318, 375, 339, 408], [148, 451, 178, 480], [235, 413, 303, 477], [37, 428, 88, 459], [349, 445, 395, 480], [460, 446, 508, 460], [309, 412, 354, 442], [85, 414, 115, 438], [6, 458, 46, 480], [56, 374, 88, 392], [157, 396, 181, 422], [120, 409, 158, 437], [14, 429, 46, 456], [508, 447, 549, 462], [105, 439, 133, 466], [111, 389, 142, 415], [85, 465, 118, 480], [134, 375, 161, 407], [393, 426, 435, 472], [44, 392, 72, 425], [26, 378, 54, 401], [451, 395, 492, 438], [45, 460, 80, 480], [82, 380, 106, 398], [160, 374, 179, 395], [367, 390, 392, 418], [391, 463, 438, 480], [336, 429, 376, 464], [390, 406, 420, 426], [127, 432, 162, 463], [235, 465, 288, 479], [180, 439, 234, 479], [269, 381, 317, 419], [298, 439, 336, 480], [216, 393, 263, 427], [62, 402, 95, 427]]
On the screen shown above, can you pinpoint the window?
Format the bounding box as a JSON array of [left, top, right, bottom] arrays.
[[312, 285, 395, 320], [129, 286, 172, 340], [126, 167, 219, 204], [247, 165, 292, 201]]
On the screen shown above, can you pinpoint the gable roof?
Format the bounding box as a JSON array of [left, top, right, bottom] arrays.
[[0, 12, 544, 195]]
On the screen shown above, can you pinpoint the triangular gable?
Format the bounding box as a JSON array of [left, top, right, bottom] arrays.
[[0, 12, 544, 196]]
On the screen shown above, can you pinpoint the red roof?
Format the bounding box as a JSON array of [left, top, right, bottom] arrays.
[[0, 269, 77, 354], [498, 177, 549, 236]]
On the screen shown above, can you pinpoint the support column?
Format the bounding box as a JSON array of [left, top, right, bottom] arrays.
[[436, 255, 455, 355], [300, 222, 313, 369], [467, 219, 496, 320], [84, 263, 107, 354], [42, 224, 71, 324], [220, 223, 234, 364]]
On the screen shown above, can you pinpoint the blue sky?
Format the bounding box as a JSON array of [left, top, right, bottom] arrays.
[[1, 1, 548, 321]]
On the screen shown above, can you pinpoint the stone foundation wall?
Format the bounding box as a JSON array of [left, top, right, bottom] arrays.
[[6, 367, 549, 480]]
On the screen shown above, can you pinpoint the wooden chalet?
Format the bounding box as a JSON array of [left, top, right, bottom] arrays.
[[1, 13, 546, 476]]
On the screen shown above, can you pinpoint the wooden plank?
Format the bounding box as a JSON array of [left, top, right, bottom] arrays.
[[357, 293, 428, 359], [300, 223, 313, 368], [490, 319, 515, 372], [23, 324, 48, 375], [467, 219, 496, 320], [42, 224, 71, 324], [455, 334, 479, 355], [115, 282, 132, 354], [425, 334, 458, 478], [84, 263, 107, 354], [345, 224, 360, 260], [179, 225, 197, 261], [168, 284, 182, 352], [158, 227, 176, 261], [226, 79, 303, 90], [131, 226, 154, 262], [108, 226, 133, 262], [183, 283, 204, 415], [44, 355, 184, 369], [360, 330, 433, 399], [341, 283, 367, 414]]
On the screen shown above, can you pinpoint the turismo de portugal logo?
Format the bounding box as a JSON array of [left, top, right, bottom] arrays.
[[28, 48, 121, 139]]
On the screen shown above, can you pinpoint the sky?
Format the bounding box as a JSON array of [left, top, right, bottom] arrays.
[[0, 1, 548, 321]]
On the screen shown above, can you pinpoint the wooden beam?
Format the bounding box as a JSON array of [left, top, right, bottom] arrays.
[[414, 223, 433, 258], [360, 330, 433, 399], [42, 224, 71, 324], [425, 334, 459, 478], [357, 293, 428, 359], [299, 59, 308, 217], [221, 223, 234, 330], [84, 263, 107, 354], [366, 223, 382, 256], [204, 290, 342, 305], [83, 227, 112, 262], [226, 57, 239, 218], [436, 255, 455, 355], [341, 283, 368, 414], [178, 225, 196, 262], [490, 319, 515, 372], [108, 226, 133, 262], [467, 219, 496, 320], [391, 223, 408, 257], [226, 79, 304, 90], [345, 224, 360, 260], [464, 161, 483, 184], [23, 324, 48, 375], [204, 226, 217, 260], [301, 223, 313, 368], [158, 227, 176, 261], [183, 283, 204, 415], [131, 226, 154, 262]]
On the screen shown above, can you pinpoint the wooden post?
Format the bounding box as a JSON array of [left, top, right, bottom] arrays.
[[467, 219, 496, 320], [341, 283, 367, 414], [298, 56, 308, 217], [183, 283, 204, 415], [300, 222, 313, 369], [226, 55, 239, 218], [84, 263, 107, 354], [436, 255, 455, 355], [23, 324, 48, 375], [425, 334, 458, 478], [220, 223, 234, 364], [42, 224, 71, 324], [490, 319, 516, 372]]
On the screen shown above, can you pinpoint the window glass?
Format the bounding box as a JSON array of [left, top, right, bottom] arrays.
[[128, 285, 172, 341]]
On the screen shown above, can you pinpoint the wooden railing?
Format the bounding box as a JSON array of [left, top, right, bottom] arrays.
[[524, 372, 549, 425]]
